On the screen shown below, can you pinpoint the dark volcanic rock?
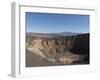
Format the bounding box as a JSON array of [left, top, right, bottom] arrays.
[[70, 34, 89, 55]]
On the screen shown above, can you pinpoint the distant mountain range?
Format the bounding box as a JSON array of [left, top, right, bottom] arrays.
[[26, 32, 88, 38]]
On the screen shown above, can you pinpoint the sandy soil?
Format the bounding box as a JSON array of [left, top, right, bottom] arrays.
[[26, 49, 58, 67]]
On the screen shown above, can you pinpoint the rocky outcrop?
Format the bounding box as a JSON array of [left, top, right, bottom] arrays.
[[26, 33, 89, 66]]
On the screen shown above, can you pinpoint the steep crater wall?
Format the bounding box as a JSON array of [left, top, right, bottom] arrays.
[[26, 33, 89, 65]]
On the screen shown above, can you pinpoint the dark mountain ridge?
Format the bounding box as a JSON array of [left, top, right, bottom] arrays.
[[26, 32, 87, 38]]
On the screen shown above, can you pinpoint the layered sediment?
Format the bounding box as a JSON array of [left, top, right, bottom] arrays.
[[26, 33, 89, 67]]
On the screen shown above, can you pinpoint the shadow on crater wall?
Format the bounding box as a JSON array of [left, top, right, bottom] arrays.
[[70, 34, 89, 63]]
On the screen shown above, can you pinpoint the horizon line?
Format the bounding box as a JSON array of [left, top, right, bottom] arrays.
[[26, 31, 89, 34]]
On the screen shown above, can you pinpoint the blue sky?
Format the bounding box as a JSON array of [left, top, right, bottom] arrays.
[[26, 12, 89, 33]]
